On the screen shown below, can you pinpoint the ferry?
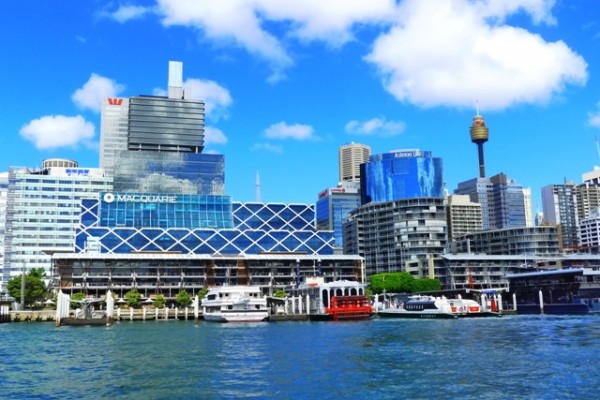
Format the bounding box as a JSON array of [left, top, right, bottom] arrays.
[[507, 268, 600, 315], [201, 286, 269, 322], [296, 277, 373, 321], [378, 295, 459, 319]]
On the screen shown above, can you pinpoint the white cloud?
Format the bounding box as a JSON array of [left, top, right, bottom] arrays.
[[252, 142, 283, 154], [72, 73, 125, 113], [264, 122, 316, 140], [204, 126, 228, 145], [345, 117, 406, 136], [107, 5, 153, 23], [588, 102, 600, 128], [20, 115, 95, 150], [182, 79, 232, 120], [154, 0, 395, 80], [365, 0, 587, 111]]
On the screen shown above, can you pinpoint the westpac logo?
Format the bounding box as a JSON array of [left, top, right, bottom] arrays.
[[108, 98, 123, 106], [103, 192, 177, 204]]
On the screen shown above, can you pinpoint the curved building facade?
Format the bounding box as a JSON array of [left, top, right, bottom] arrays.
[[360, 149, 444, 204]]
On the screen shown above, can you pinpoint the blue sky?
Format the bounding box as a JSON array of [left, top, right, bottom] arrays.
[[1, 0, 600, 211]]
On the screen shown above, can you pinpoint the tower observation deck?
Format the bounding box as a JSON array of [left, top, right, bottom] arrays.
[[470, 113, 489, 178]]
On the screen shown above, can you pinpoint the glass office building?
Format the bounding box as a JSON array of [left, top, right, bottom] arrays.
[[128, 95, 205, 153], [113, 151, 224, 195], [2, 162, 111, 286], [315, 182, 361, 248], [360, 149, 444, 204], [76, 198, 335, 255]]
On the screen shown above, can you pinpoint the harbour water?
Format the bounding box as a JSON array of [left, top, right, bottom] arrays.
[[1, 315, 599, 399]]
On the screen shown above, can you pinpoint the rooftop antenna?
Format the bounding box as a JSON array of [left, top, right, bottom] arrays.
[[255, 171, 261, 203]]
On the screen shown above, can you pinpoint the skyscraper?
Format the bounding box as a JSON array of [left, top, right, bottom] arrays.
[[339, 143, 370, 183], [100, 61, 205, 176], [315, 181, 361, 248], [99, 97, 129, 177], [455, 173, 527, 231]]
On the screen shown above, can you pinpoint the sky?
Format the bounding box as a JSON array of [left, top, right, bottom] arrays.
[[1, 0, 600, 211]]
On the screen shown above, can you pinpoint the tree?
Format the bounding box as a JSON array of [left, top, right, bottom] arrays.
[[370, 272, 441, 294], [7, 268, 48, 309], [198, 288, 208, 305], [176, 289, 192, 307], [125, 289, 142, 308], [70, 292, 86, 309], [153, 294, 166, 308], [273, 289, 286, 298]]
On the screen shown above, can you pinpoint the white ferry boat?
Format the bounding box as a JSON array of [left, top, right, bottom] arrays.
[[201, 286, 269, 323], [378, 295, 459, 319]]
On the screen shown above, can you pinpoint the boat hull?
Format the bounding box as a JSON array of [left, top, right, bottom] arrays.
[[378, 310, 458, 319], [202, 310, 268, 323]]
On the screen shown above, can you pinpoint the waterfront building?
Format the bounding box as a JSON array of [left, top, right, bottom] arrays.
[[52, 253, 365, 299], [579, 207, 600, 253], [2, 160, 111, 287], [360, 149, 444, 204], [339, 142, 370, 183], [451, 226, 560, 256], [0, 173, 7, 291], [454, 172, 527, 231], [75, 196, 333, 255], [315, 181, 361, 248], [446, 194, 482, 241], [343, 197, 447, 278], [541, 181, 579, 250]]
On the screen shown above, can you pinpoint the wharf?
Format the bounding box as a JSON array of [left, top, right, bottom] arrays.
[[269, 314, 309, 322]]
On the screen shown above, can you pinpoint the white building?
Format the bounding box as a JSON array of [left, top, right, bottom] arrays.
[[338, 142, 370, 183], [2, 160, 111, 288], [579, 207, 600, 252]]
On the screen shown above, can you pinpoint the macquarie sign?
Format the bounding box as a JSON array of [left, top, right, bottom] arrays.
[[102, 192, 177, 204]]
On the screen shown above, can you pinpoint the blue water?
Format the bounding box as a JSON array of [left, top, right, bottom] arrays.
[[1, 315, 599, 399]]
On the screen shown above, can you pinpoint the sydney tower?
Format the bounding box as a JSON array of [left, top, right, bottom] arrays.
[[470, 113, 489, 178]]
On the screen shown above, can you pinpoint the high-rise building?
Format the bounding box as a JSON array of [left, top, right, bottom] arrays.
[[2, 160, 111, 287], [99, 98, 129, 178], [343, 197, 447, 278], [578, 207, 600, 252], [446, 194, 482, 241], [541, 181, 578, 250], [339, 143, 370, 183], [360, 149, 444, 204], [315, 181, 361, 248], [99, 61, 205, 177], [454, 173, 527, 231]]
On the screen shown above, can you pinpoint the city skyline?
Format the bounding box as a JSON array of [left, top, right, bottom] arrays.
[[2, 1, 600, 209]]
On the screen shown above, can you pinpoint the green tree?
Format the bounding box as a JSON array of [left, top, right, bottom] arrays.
[[413, 278, 441, 292], [125, 289, 142, 308], [70, 292, 86, 309], [273, 289, 286, 298], [198, 288, 208, 305], [7, 268, 48, 309], [153, 294, 166, 308], [176, 290, 192, 307]]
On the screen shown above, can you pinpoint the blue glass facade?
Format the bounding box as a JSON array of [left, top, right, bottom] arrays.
[[76, 199, 335, 255], [91, 192, 233, 229], [316, 191, 361, 248], [113, 151, 224, 195], [360, 149, 444, 204]]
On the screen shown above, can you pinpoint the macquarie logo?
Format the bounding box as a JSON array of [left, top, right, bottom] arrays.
[[108, 98, 123, 105], [102, 192, 177, 204]]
